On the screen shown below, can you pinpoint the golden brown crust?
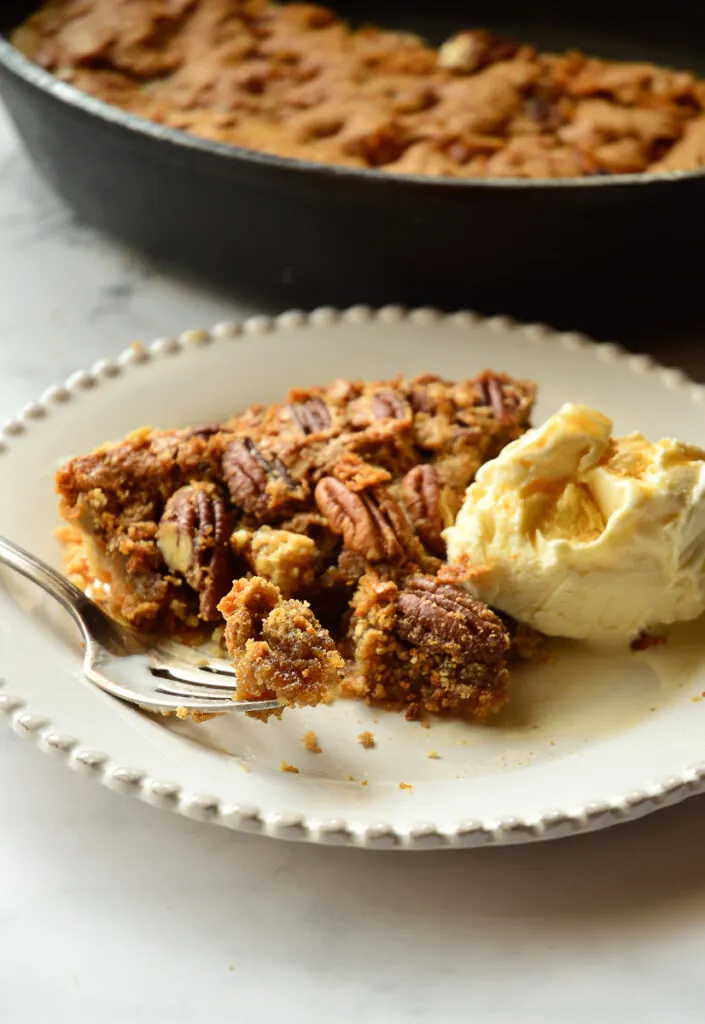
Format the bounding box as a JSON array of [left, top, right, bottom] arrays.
[[14, 2, 705, 177]]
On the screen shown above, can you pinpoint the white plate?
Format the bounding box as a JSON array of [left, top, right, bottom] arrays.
[[2, 307, 705, 850]]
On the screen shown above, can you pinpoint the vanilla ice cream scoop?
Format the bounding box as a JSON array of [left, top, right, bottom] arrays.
[[444, 403, 705, 645]]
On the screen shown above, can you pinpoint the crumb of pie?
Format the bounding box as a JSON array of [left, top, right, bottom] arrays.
[[172, 705, 216, 723], [426, 750, 441, 759], [16, 2, 705, 179], [55, 370, 538, 720], [279, 760, 299, 773], [399, 782, 413, 792], [358, 731, 376, 749], [220, 577, 345, 708], [302, 729, 322, 753]]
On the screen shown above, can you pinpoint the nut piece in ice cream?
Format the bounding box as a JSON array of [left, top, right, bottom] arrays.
[[444, 403, 705, 645]]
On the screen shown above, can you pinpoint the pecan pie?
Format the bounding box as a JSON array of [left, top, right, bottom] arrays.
[[14, 0, 705, 178], [56, 370, 537, 717]]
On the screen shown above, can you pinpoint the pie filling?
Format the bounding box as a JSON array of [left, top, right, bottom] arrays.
[[15, 1, 705, 179]]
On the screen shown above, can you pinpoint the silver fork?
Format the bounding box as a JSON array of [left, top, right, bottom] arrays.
[[0, 536, 281, 716]]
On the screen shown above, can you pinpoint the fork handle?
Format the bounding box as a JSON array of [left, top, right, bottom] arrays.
[[0, 535, 92, 633]]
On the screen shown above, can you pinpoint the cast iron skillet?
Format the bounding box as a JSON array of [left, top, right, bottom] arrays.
[[1, 0, 704, 341]]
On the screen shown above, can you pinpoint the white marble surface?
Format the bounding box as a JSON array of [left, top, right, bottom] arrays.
[[3, 102, 705, 1023]]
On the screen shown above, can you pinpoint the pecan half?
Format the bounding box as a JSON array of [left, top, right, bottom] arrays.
[[408, 375, 454, 423], [401, 464, 445, 555], [474, 371, 519, 422], [290, 396, 331, 434], [395, 576, 510, 663], [223, 437, 301, 520], [371, 390, 410, 421], [157, 483, 234, 621], [315, 477, 417, 563]]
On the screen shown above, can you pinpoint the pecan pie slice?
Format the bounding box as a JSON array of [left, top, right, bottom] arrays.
[[55, 369, 537, 716]]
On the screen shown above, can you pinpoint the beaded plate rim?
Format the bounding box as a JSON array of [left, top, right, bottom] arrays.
[[1, 304, 704, 850]]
